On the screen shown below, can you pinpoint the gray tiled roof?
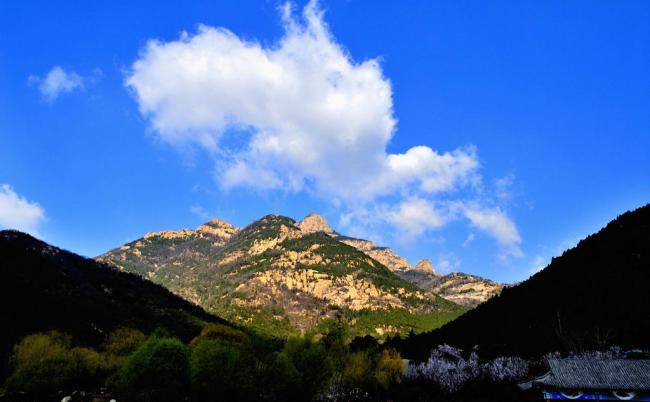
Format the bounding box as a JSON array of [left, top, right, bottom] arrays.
[[535, 359, 650, 391]]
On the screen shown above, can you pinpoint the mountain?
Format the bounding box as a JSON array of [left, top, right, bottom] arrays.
[[0, 230, 231, 377], [298, 213, 413, 272], [398, 204, 650, 358], [397, 268, 503, 307], [414, 258, 436, 274], [98, 214, 464, 337], [292, 215, 501, 307]]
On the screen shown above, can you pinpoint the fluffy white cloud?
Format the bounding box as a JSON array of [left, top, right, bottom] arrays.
[[126, 1, 478, 201], [464, 206, 522, 256], [0, 184, 45, 235], [126, 1, 522, 257], [384, 198, 446, 237], [30, 66, 83, 101]]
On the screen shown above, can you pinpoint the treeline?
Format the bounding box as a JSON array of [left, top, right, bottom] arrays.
[[0, 322, 406, 402], [3, 321, 633, 401]]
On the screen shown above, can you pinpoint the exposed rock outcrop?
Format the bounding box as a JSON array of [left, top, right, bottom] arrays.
[[398, 270, 503, 307], [414, 258, 437, 275], [196, 218, 240, 241], [297, 213, 334, 235]]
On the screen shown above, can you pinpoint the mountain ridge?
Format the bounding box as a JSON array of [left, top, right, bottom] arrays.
[[0, 229, 233, 377], [98, 213, 471, 337]]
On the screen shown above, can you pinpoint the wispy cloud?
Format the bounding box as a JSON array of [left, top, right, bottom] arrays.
[[29, 66, 84, 101], [0, 184, 46, 235], [464, 206, 523, 257], [529, 255, 547, 274], [383, 198, 447, 238], [436, 253, 461, 274], [190, 205, 211, 220]]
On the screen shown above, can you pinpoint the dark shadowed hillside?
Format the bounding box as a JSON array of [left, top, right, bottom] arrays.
[[398, 204, 650, 359], [0, 230, 231, 376]]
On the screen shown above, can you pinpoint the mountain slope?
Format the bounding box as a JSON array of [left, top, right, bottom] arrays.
[[397, 269, 503, 307], [398, 204, 650, 358], [99, 214, 464, 337], [298, 213, 413, 272], [288, 214, 501, 306], [0, 230, 232, 377]]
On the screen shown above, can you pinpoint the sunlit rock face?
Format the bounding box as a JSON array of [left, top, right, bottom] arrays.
[[196, 218, 240, 242], [413, 258, 437, 275], [100, 212, 506, 335], [397, 269, 503, 308], [297, 213, 334, 235]]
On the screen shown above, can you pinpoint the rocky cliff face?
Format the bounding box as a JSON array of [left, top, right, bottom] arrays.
[[98, 214, 462, 337], [414, 258, 437, 274], [297, 214, 414, 272], [334, 236, 413, 272], [297, 213, 334, 235], [398, 270, 503, 307]]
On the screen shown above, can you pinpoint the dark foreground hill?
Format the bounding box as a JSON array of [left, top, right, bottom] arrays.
[[0, 230, 231, 374], [398, 204, 650, 359]]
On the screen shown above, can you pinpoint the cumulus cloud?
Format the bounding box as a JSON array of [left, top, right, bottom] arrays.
[[30, 66, 83, 101], [464, 206, 522, 256], [126, 1, 479, 201], [0, 184, 46, 235], [384, 198, 446, 237], [125, 0, 521, 257]]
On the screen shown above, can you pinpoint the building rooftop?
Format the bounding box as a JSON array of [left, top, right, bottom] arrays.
[[521, 359, 650, 392]]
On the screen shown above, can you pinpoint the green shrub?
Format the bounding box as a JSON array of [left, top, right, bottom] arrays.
[[375, 349, 404, 390], [117, 337, 190, 402], [189, 323, 245, 347], [190, 340, 243, 400], [342, 348, 404, 395], [6, 331, 108, 395], [280, 336, 334, 399], [343, 350, 376, 390], [104, 327, 146, 356]]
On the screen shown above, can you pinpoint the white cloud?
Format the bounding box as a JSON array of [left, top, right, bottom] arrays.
[[529, 255, 547, 274], [30, 66, 83, 101], [190, 205, 210, 220], [384, 198, 446, 237], [436, 254, 461, 274], [125, 1, 478, 201], [126, 0, 522, 258], [0, 184, 46, 235], [494, 174, 515, 201], [464, 206, 522, 256], [462, 232, 475, 248]]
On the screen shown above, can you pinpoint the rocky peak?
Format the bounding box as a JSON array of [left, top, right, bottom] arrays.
[[298, 213, 334, 235], [196, 217, 239, 239], [414, 258, 437, 275], [202, 217, 235, 229]]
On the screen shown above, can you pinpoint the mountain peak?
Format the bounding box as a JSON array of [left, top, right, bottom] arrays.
[[196, 217, 239, 239], [200, 217, 236, 229], [298, 213, 334, 235], [414, 258, 437, 275]]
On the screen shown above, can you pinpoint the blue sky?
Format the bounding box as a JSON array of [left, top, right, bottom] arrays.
[[1, 0, 648, 283]]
